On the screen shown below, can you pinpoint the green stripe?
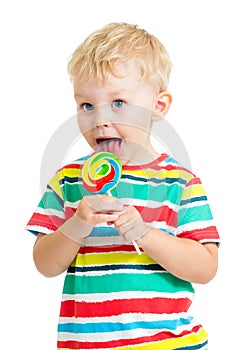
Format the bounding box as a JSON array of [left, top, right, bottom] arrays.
[[38, 192, 63, 211], [63, 272, 194, 295], [61, 183, 88, 202], [60, 178, 184, 204], [114, 182, 180, 202], [178, 204, 213, 225]]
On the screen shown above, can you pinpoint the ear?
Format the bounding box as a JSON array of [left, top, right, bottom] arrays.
[[152, 91, 172, 121]]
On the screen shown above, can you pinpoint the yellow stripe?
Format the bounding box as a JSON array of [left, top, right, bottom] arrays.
[[123, 168, 193, 182], [49, 167, 82, 197], [55, 165, 194, 183], [113, 327, 208, 350], [48, 175, 63, 199], [123, 169, 162, 178], [72, 252, 156, 267], [182, 184, 206, 200], [162, 169, 193, 182], [59, 167, 81, 178]]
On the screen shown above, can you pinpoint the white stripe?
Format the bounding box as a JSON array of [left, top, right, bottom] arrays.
[[26, 224, 53, 234], [176, 219, 215, 235], [61, 290, 194, 303], [149, 221, 176, 234], [64, 200, 80, 208], [68, 268, 166, 277], [59, 311, 192, 324], [121, 176, 183, 188], [180, 199, 210, 210], [120, 197, 178, 211], [200, 238, 220, 244], [83, 236, 125, 246], [35, 206, 65, 219], [57, 329, 155, 342]]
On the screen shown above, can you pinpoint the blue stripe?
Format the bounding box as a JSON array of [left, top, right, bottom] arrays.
[[67, 263, 165, 273], [27, 229, 38, 236], [180, 196, 207, 206], [59, 176, 81, 184], [164, 156, 179, 164], [160, 228, 175, 236], [175, 340, 208, 349], [58, 317, 193, 334], [74, 155, 89, 161], [89, 226, 120, 237], [59, 174, 187, 186]]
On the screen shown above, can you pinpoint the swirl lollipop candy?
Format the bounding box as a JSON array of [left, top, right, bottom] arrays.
[[82, 151, 122, 194], [82, 151, 141, 254]]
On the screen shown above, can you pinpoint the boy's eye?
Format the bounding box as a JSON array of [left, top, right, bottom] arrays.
[[81, 103, 94, 111], [112, 100, 125, 109]]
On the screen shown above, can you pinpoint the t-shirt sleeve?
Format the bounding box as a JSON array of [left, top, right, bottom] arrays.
[[26, 172, 66, 236], [176, 177, 220, 245]]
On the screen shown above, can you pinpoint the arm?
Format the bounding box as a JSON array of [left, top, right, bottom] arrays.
[[33, 195, 123, 278], [137, 229, 218, 284], [33, 231, 81, 278], [114, 205, 218, 284]]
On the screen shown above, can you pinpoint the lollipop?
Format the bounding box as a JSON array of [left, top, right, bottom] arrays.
[[82, 151, 122, 194], [82, 151, 141, 254]]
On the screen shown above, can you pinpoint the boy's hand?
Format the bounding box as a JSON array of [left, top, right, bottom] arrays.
[[59, 195, 123, 244], [114, 205, 151, 243], [76, 195, 124, 226]]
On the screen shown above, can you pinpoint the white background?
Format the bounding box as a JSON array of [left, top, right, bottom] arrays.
[[0, 0, 231, 348]]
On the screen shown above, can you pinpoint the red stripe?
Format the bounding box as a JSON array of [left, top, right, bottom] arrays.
[[28, 213, 64, 231], [136, 205, 177, 226], [60, 297, 192, 318], [57, 163, 83, 171], [186, 177, 201, 186], [64, 204, 178, 228], [79, 245, 138, 254], [57, 324, 202, 349], [65, 207, 76, 220], [161, 164, 195, 177], [177, 226, 219, 241]]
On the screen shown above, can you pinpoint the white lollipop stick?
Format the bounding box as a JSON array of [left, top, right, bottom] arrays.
[[132, 239, 142, 255], [107, 190, 141, 255]]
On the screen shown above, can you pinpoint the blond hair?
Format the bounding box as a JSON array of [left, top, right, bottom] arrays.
[[68, 22, 172, 91]]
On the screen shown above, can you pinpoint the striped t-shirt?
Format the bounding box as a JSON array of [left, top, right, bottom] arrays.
[[26, 153, 220, 349]]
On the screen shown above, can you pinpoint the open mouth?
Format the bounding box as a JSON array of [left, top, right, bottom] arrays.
[[96, 137, 122, 156]]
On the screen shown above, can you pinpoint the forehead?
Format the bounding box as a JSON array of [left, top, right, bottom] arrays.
[[74, 63, 148, 100]]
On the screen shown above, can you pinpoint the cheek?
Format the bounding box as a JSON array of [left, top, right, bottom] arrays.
[[81, 130, 95, 148], [119, 105, 153, 130], [117, 125, 136, 139], [78, 115, 93, 135]]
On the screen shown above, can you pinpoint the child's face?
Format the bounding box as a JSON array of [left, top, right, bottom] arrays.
[[74, 63, 171, 164]]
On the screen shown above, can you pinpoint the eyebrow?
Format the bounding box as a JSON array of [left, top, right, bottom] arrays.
[[74, 89, 130, 102], [74, 93, 86, 100]]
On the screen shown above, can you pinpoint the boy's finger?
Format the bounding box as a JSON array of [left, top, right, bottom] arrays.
[[84, 195, 124, 212], [95, 213, 119, 223]]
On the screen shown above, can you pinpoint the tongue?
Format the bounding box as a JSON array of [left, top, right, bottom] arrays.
[[100, 139, 121, 157]]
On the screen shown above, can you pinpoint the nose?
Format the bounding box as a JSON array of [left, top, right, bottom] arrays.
[[95, 105, 111, 128]]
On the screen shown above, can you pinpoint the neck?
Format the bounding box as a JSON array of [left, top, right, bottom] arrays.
[[120, 140, 160, 166]]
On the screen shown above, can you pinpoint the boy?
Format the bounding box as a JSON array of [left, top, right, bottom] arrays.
[[26, 23, 220, 349]]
